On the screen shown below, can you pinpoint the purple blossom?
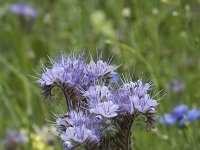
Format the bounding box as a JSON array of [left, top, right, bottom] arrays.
[[117, 79, 156, 115], [56, 111, 90, 130], [56, 111, 102, 149], [3, 130, 28, 150], [60, 125, 99, 144], [56, 111, 105, 149], [38, 66, 65, 86], [38, 53, 87, 88], [54, 53, 88, 87], [37, 52, 119, 106], [10, 3, 37, 18], [170, 80, 185, 92], [90, 101, 119, 118], [87, 60, 114, 78], [133, 94, 158, 113], [87, 58, 118, 85], [83, 85, 119, 118], [118, 80, 150, 100], [83, 85, 113, 107]]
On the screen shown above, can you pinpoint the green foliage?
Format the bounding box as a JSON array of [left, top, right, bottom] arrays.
[[0, 0, 200, 149]]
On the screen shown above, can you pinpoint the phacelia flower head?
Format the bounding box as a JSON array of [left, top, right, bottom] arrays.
[[10, 3, 37, 18], [56, 111, 102, 149], [38, 53, 87, 88], [38, 66, 65, 86], [37, 52, 88, 107], [61, 125, 99, 148], [83, 85, 112, 106], [134, 94, 158, 113], [83, 85, 119, 118], [86, 53, 119, 85], [37, 52, 119, 107], [90, 101, 119, 118], [117, 79, 157, 115]]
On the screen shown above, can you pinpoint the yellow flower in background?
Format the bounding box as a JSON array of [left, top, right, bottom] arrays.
[[31, 133, 53, 150]]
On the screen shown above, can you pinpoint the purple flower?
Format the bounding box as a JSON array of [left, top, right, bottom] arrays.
[[10, 3, 37, 18], [83, 85, 112, 106], [61, 125, 99, 144], [83, 85, 119, 118], [3, 130, 28, 150], [55, 53, 88, 87], [37, 53, 89, 106], [133, 94, 158, 113], [87, 57, 118, 85], [84, 85, 109, 102], [38, 66, 65, 86], [56, 111, 102, 149], [56, 111, 91, 131], [90, 101, 119, 118], [118, 80, 150, 100], [159, 114, 176, 126], [117, 79, 156, 115], [170, 80, 185, 92], [38, 53, 87, 88]]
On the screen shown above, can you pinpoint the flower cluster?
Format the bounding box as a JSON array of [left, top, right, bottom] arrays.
[[36, 51, 159, 150], [159, 104, 200, 127], [56, 111, 103, 149]]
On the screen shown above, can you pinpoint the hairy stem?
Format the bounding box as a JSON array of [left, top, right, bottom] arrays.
[[112, 115, 134, 150]]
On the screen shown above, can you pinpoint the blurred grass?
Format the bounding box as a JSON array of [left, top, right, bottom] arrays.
[[0, 0, 200, 149]]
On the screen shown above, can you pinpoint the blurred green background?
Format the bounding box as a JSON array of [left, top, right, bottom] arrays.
[[0, 0, 200, 149]]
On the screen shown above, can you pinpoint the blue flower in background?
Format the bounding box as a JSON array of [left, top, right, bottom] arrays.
[[10, 3, 37, 18], [187, 109, 200, 121], [112, 73, 120, 83], [172, 104, 188, 119], [160, 104, 200, 127], [159, 114, 176, 126]]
